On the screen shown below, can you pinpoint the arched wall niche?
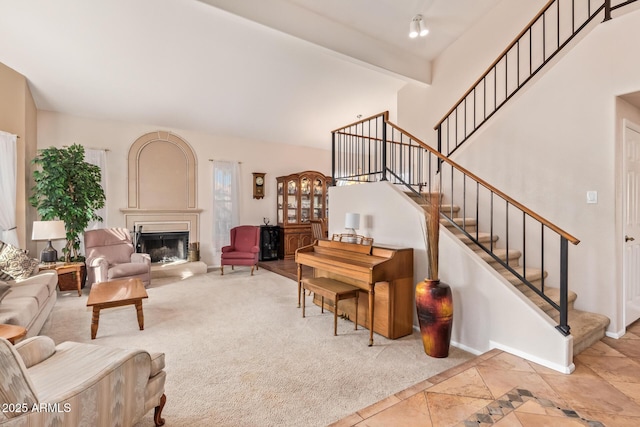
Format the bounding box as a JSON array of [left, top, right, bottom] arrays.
[[127, 131, 197, 209], [121, 131, 201, 247]]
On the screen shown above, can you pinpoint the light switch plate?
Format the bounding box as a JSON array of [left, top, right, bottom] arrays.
[[586, 191, 598, 204]]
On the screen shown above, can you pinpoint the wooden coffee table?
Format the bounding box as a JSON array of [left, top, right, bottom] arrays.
[[86, 278, 148, 339], [0, 324, 27, 344]]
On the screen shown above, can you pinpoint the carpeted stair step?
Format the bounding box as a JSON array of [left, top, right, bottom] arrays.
[[438, 204, 460, 218], [449, 230, 498, 246], [474, 247, 522, 267], [405, 191, 442, 204], [491, 266, 576, 315], [525, 287, 577, 316], [493, 266, 546, 286], [441, 217, 477, 233], [550, 309, 610, 355], [493, 266, 551, 296]]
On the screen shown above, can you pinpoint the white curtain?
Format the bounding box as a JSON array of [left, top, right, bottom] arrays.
[[84, 148, 108, 229], [212, 160, 240, 266], [0, 131, 18, 246], [79, 148, 107, 255]]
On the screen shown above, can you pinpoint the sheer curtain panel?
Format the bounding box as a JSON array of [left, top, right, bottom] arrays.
[[212, 160, 240, 266], [0, 131, 18, 246], [80, 148, 108, 254], [84, 148, 108, 229]]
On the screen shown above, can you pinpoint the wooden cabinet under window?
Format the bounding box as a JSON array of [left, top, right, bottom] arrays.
[[277, 171, 330, 259]]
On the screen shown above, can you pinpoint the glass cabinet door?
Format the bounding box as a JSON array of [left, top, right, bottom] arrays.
[[312, 178, 323, 220], [324, 178, 329, 219], [300, 176, 311, 223], [286, 179, 298, 223], [277, 181, 284, 224]]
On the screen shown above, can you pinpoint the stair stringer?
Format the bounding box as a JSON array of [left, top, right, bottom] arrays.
[[438, 224, 575, 374]]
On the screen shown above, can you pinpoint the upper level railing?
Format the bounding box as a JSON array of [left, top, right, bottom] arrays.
[[435, 0, 638, 157], [332, 112, 580, 335]]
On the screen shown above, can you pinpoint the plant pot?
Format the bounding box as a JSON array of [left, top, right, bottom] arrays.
[[415, 279, 453, 358]]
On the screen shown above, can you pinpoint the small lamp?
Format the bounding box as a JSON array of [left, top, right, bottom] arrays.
[[344, 213, 360, 242], [32, 220, 66, 263]]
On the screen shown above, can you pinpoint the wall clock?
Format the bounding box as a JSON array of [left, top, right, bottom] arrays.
[[253, 172, 266, 199]]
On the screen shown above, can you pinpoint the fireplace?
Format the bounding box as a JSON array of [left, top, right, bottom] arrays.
[[137, 231, 189, 263], [122, 131, 203, 271]]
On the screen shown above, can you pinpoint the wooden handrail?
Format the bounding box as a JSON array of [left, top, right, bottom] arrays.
[[386, 120, 580, 245]]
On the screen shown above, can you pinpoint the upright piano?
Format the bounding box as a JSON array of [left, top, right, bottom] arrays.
[[295, 239, 414, 345]]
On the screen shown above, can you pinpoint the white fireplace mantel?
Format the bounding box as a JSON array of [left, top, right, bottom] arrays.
[[120, 209, 203, 243]]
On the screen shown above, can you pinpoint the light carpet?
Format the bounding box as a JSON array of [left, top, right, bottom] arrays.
[[40, 268, 472, 427]]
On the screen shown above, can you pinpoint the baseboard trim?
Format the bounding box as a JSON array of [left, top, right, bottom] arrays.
[[489, 340, 575, 374]]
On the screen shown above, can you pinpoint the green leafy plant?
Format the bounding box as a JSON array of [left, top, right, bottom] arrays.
[[29, 144, 105, 262]]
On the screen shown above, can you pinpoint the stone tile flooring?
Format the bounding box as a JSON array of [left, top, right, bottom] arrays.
[[331, 320, 640, 427]]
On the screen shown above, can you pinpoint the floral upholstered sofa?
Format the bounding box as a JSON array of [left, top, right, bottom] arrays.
[[0, 335, 166, 426]]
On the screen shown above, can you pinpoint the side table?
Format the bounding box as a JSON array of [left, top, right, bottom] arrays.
[[0, 324, 27, 344], [39, 262, 85, 297]]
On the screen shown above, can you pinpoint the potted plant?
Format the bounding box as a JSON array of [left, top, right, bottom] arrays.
[[415, 192, 453, 358], [29, 144, 106, 263]]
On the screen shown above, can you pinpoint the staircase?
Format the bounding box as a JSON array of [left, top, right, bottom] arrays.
[[328, 0, 640, 367], [407, 191, 610, 355]]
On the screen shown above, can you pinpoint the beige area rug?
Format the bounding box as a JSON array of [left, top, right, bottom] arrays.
[[40, 269, 472, 427]]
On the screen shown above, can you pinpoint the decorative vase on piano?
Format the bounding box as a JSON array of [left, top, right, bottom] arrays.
[[416, 192, 453, 358]]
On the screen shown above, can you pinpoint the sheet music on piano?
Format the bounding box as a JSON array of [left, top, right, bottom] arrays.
[[295, 239, 414, 345]]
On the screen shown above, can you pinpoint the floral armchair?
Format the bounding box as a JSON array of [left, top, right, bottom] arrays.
[[0, 336, 166, 426]]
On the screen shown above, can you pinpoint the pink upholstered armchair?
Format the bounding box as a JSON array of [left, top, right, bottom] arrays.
[[220, 225, 260, 275], [84, 228, 151, 287]]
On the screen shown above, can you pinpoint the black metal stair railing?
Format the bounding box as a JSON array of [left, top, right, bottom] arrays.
[[332, 112, 580, 335], [435, 0, 637, 157]]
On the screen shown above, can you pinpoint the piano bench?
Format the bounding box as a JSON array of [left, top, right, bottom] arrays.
[[301, 277, 359, 336]]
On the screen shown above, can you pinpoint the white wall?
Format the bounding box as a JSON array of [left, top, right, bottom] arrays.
[[399, 8, 640, 336], [329, 182, 574, 372], [397, 0, 549, 145], [328, 182, 428, 284], [37, 111, 331, 267]]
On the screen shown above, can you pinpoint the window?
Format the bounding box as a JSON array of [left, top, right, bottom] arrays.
[[212, 160, 240, 265]]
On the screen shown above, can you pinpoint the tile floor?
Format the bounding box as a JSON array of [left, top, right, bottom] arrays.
[[259, 259, 640, 426], [331, 320, 640, 427]]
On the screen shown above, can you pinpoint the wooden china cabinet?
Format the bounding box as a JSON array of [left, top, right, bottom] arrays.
[[276, 171, 330, 259]]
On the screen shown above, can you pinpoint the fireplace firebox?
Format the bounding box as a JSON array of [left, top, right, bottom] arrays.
[[137, 231, 189, 263]]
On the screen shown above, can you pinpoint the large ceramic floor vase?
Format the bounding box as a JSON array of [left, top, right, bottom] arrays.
[[415, 279, 453, 358]]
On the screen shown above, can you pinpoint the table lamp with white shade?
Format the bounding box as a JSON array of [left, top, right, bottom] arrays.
[[344, 212, 360, 243], [32, 220, 66, 263]]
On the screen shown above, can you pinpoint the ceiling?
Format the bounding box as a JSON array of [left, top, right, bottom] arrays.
[[0, 0, 502, 149]]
